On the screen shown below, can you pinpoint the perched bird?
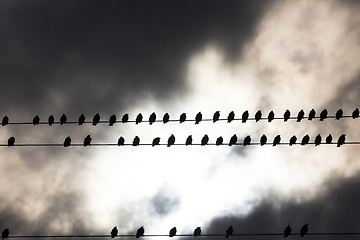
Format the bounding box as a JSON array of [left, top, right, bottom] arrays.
[[149, 112, 156, 125], [326, 134, 332, 144], [225, 226, 233, 238], [216, 136, 223, 146], [152, 137, 160, 146], [352, 108, 359, 119], [283, 225, 291, 238], [255, 110, 262, 122], [33, 115, 40, 125], [314, 134, 322, 146], [193, 227, 201, 237], [8, 137, 15, 147], [260, 134, 267, 146], [132, 136, 140, 146], [48, 115, 55, 126], [268, 110, 275, 122], [93, 113, 100, 126], [301, 135, 310, 146], [109, 114, 117, 126], [122, 113, 129, 123], [2, 116, 9, 126], [213, 111, 220, 123], [60, 114, 67, 125], [169, 227, 177, 237], [186, 135, 193, 146], [319, 109, 328, 121], [242, 110, 249, 123], [273, 135, 281, 146], [163, 113, 170, 124], [337, 134, 346, 147], [195, 112, 202, 124], [179, 113, 186, 123], [167, 134, 175, 147], [118, 137, 125, 146], [289, 135, 297, 146], [283, 110, 290, 122], [136, 113, 143, 124], [229, 134, 237, 146], [78, 114, 86, 125], [335, 109, 343, 120], [111, 226, 118, 238], [2, 228, 9, 240], [297, 110, 304, 122], [63, 136, 71, 147], [136, 226, 144, 238], [227, 111, 235, 123], [300, 224, 308, 237], [308, 109, 316, 120], [243, 135, 251, 146], [201, 134, 209, 146], [84, 135, 92, 146]]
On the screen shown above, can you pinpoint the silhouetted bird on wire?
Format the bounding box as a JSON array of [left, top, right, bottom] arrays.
[[63, 137, 71, 147], [283, 110, 290, 122], [167, 134, 175, 147], [260, 134, 267, 146], [118, 137, 125, 146], [201, 134, 209, 145], [136, 226, 144, 238], [326, 134, 332, 144], [186, 135, 192, 146], [60, 114, 67, 125], [163, 113, 170, 124], [8, 137, 15, 147], [335, 109, 343, 120], [300, 224, 308, 237], [213, 111, 220, 123], [314, 134, 322, 146], [78, 114, 85, 125], [319, 109, 328, 121], [255, 110, 262, 122], [228, 111, 235, 123], [308, 109, 316, 120], [132, 136, 140, 146], [289, 135, 297, 146], [109, 114, 116, 126], [297, 110, 304, 122], [2, 116, 9, 126], [225, 226, 233, 238], [193, 227, 201, 237], [111, 226, 118, 238], [122, 113, 129, 123], [179, 113, 186, 123], [136, 113, 143, 124], [84, 135, 92, 146], [149, 112, 156, 125], [2, 228, 9, 240], [243, 135, 251, 146], [273, 135, 281, 146], [152, 137, 160, 146], [169, 227, 177, 237], [283, 225, 291, 238], [352, 108, 359, 119], [229, 134, 237, 146], [268, 111, 275, 122], [93, 113, 100, 126], [48, 115, 54, 126], [33, 115, 40, 125], [337, 134, 346, 147], [242, 110, 249, 123], [195, 112, 202, 124], [216, 136, 223, 146], [301, 135, 310, 146]]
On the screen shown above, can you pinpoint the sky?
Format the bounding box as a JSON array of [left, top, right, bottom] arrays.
[[1, 0, 360, 239]]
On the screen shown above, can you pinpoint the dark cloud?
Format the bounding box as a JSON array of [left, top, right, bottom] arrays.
[[151, 188, 179, 216]]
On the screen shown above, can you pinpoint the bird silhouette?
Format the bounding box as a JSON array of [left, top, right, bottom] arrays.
[[33, 115, 40, 125], [195, 112, 202, 124], [335, 109, 343, 120], [193, 227, 201, 237], [243, 135, 251, 146], [313, 134, 321, 146], [163, 113, 170, 124], [326, 134, 332, 144], [136, 113, 143, 124], [216, 136, 223, 146], [297, 110, 304, 122], [2, 228, 9, 240], [111, 226, 118, 238], [84, 135, 92, 146], [273, 135, 281, 146], [227, 111, 235, 123], [109, 114, 116, 126], [268, 111, 275, 122], [255, 110, 262, 122], [8, 137, 15, 147], [167, 134, 175, 147], [132, 136, 140, 146], [337, 134, 346, 147], [2, 116, 9, 126], [93, 113, 100, 126], [225, 226, 233, 238], [283, 110, 290, 122], [186, 135, 193, 146], [48, 115, 55, 126], [169, 227, 177, 237], [201, 134, 209, 145], [260, 134, 267, 146], [136, 226, 144, 238], [319, 109, 328, 121], [308, 109, 316, 120], [213, 111, 220, 122], [352, 108, 359, 119], [229, 134, 237, 146], [122, 113, 129, 123], [63, 137, 71, 147], [152, 137, 160, 146], [179, 113, 186, 123], [78, 114, 85, 125], [300, 224, 308, 237], [242, 111, 249, 123], [60, 114, 67, 125], [283, 225, 291, 238], [118, 137, 125, 146], [149, 112, 156, 125], [301, 135, 310, 145], [289, 135, 297, 146]]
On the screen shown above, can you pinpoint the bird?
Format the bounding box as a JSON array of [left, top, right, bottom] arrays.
[[273, 135, 281, 146], [33, 115, 40, 125], [352, 108, 359, 119], [297, 110, 304, 122], [255, 110, 262, 122], [118, 137, 125, 146], [152, 137, 160, 146], [289, 135, 297, 146], [242, 110, 249, 123], [283, 110, 290, 122], [136, 226, 144, 238], [225, 226, 233, 238], [84, 135, 92, 146], [283, 225, 291, 238], [2, 228, 9, 240], [260, 134, 267, 146], [135, 113, 143, 124], [335, 109, 343, 120], [193, 227, 201, 237], [227, 111, 235, 123], [8, 137, 15, 147], [132, 136, 140, 146], [169, 227, 177, 237], [60, 114, 67, 125], [314, 134, 321, 146], [111, 226, 118, 238], [201, 134, 209, 145], [179, 113, 186, 123], [195, 112, 202, 124], [213, 111, 220, 123], [229, 134, 237, 146], [78, 114, 85, 125], [186, 135, 193, 146], [300, 224, 308, 237], [326, 134, 332, 144], [301, 135, 310, 145], [308, 109, 316, 120], [48, 115, 55, 126], [268, 110, 275, 122], [122, 113, 129, 123], [319, 109, 328, 121], [63, 136, 71, 147], [167, 134, 175, 147], [2, 116, 9, 126], [337, 134, 346, 147], [93, 113, 100, 126], [243, 135, 251, 146], [216, 136, 223, 146], [163, 113, 170, 123], [109, 114, 116, 126], [149, 112, 156, 125]]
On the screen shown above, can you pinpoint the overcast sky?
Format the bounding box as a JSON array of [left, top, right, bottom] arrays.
[[1, 0, 360, 239]]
